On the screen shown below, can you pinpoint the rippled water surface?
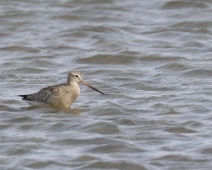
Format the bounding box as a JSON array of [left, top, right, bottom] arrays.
[[0, 0, 212, 169]]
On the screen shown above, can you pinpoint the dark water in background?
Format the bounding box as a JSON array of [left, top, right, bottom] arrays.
[[0, 0, 212, 169]]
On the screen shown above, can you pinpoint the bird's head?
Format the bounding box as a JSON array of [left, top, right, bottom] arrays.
[[67, 71, 104, 94]]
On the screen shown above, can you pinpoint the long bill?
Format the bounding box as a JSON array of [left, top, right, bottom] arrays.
[[82, 81, 105, 94]]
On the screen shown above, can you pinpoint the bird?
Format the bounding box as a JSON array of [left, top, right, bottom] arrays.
[[19, 71, 104, 108]]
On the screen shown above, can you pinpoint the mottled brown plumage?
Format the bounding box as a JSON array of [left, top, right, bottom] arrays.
[[19, 71, 104, 108]]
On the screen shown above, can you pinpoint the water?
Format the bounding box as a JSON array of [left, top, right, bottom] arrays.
[[0, 0, 212, 169]]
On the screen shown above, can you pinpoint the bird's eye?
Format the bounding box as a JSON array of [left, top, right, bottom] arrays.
[[75, 75, 79, 78]]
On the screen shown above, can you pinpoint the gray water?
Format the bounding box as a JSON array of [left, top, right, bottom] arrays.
[[0, 0, 212, 169]]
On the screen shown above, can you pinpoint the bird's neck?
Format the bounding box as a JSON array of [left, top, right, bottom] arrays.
[[67, 76, 76, 86], [67, 79, 79, 89], [67, 80, 76, 86], [68, 81, 80, 97], [66, 77, 80, 94]]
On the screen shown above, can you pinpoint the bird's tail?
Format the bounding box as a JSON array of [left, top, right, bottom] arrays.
[[18, 95, 28, 100]]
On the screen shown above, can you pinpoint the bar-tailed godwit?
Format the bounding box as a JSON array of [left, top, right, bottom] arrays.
[[19, 71, 104, 108]]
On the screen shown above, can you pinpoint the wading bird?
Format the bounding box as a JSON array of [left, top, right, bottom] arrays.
[[19, 71, 104, 108]]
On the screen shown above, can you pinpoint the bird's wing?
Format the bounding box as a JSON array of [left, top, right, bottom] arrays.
[[21, 84, 66, 102]]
